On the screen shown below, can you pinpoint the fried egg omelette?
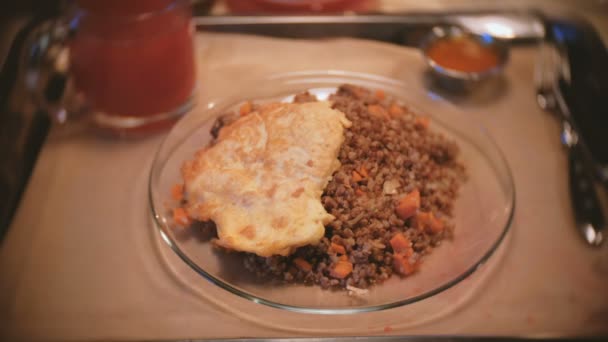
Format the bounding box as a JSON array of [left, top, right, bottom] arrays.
[[181, 102, 352, 257]]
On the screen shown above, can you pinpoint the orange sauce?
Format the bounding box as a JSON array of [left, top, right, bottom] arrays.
[[427, 36, 499, 73]]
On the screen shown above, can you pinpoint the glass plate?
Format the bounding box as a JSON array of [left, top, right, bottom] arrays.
[[149, 70, 515, 314]]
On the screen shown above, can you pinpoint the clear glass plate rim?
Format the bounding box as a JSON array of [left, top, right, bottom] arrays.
[[148, 70, 516, 314]]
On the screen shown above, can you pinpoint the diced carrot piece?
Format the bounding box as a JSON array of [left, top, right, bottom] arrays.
[[367, 104, 389, 119], [293, 258, 312, 272], [330, 260, 353, 279], [414, 212, 445, 234], [352, 170, 363, 182], [414, 116, 430, 129], [414, 212, 431, 230], [395, 189, 420, 220], [389, 233, 412, 254], [172, 207, 191, 226], [392, 253, 418, 276], [239, 101, 253, 116], [388, 103, 405, 117], [358, 166, 369, 179], [339, 254, 348, 261], [428, 214, 445, 233], [355, 188, 365, 197], [375, 89, 386, 100], [171, 184, 184, 201], [330, 242, 346, 255]]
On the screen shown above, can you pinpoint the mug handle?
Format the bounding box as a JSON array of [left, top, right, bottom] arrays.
[[22, 17, 88, 124]]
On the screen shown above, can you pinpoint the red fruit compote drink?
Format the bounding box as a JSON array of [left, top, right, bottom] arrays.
[[69, 0, 196, 135]]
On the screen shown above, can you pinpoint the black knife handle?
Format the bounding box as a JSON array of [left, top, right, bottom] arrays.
[[569, 143, 606, 246], [547, 17, 608, 184]]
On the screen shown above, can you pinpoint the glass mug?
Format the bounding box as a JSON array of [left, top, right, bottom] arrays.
[[27, 0, 196, 136]]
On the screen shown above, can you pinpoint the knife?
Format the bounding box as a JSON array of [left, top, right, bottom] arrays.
[[536, 17, 608, 246]]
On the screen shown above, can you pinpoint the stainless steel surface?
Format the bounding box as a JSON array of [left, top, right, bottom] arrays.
[[208, 0, 608, 45], [451, 13, 545, 40], [195, 12, 545, 45]]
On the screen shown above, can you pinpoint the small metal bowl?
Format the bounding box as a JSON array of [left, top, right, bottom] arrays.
[[421, 26, 509, 91]]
